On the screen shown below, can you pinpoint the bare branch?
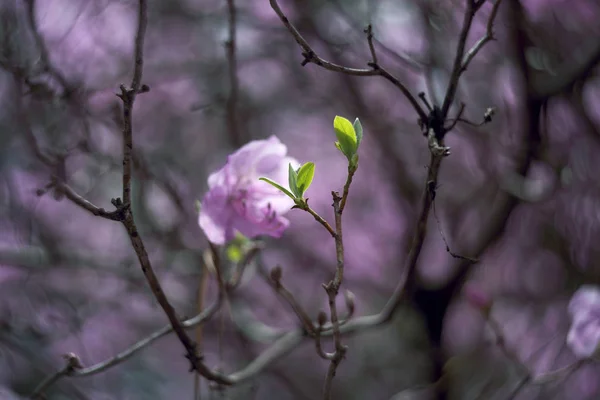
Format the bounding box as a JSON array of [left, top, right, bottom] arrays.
[[296, 202, 337, 238], [31, 301, 222, 396], [267, 266, 317, 335], [268, 0, 427, 122], [461, 0, 504, 73], [442, 0, 503, 117]]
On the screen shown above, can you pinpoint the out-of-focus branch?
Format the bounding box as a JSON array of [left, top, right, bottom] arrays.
[[224, 0, 241, 147], [441, 0, 503, 117], [486, 315, 587, 400], [30, 353, 83, 399], [30, 300, 222, 397], [266, 266, 317, 335], [268, 0, 427, 122]]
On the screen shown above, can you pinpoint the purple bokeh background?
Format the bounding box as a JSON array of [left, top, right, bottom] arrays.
[[0, 0, 599, 398]]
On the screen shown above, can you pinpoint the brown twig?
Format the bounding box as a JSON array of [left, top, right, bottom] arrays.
[[321, 192, 348, 399], [364, 24, 378, 65], [297, 202, 337, 238], [268, 0, 427, 122], [267, 266, 317, 335], [339, 165, 356, 214]]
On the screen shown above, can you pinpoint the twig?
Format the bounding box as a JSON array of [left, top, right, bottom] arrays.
[[487, 314, 586, 400], [193, 265, 210, 400], [113, 0, 228, 383], [321, 192, 348, 399], [364, 25, 378, 65], [268, 0, 427, 122], [31, 301, 222, 395], [55, 181, 123, 221], [30, 353, 82, 399], [442, 0, 503, 118], [444, 103, 466, 132], [224, 0, 241, 147], [461, 0, 504, 73], [297, 202, 337, 238], [339, 165, 356, 213], [431, 191, 479, 263], [228, 242, 264, 289], [267, 266, 317, 335]]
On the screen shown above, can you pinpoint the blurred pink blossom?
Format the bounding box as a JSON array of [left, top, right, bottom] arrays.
[[567, 285, 600, 359], [198, 135, 299, 244], [463, 283, 492, 314]]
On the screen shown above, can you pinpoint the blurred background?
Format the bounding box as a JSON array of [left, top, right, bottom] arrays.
[[0, 0, 599, 398]]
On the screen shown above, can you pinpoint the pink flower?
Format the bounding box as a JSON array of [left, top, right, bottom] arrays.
[[198, 136, 299, 245], [567, 285, 600, 359]]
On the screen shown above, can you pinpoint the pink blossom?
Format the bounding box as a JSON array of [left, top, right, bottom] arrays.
[[567, 285, 600, 359], [198, 136, 299, 245]]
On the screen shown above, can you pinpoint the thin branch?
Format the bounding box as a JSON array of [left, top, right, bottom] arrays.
[[364, 24, 377, 65], [339, 164, 356, 213], [193, 265, 210, 400], [55, 181, 123, 221], [30, 354, 83, 399], [268, 0, 427, 122], [461, 0, 504, 73], [228, 242, 264, 289], [444, 102, 466, 131], [321, 191, 348, 399], [267, 266, 317, 335], [120, 0, 148, 207], [442, 0, 502, 117], [114, 0, 228, 384], [297, 202, 337, 238], [31, 301, 222, 396], [224, 0, 241, 147]]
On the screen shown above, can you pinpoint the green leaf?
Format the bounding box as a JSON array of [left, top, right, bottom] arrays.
[[288, 163, 300, 197], [333, 115, 357, 160], [353, 118, 363, 148], [296, 162, 315, 196], [259, 177, 296, 199]]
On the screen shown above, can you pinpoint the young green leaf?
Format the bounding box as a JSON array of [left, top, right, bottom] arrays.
[[296, 162, 315, 196], [333, 115, 357, 160], [259, 177, 296, 199], [288, 163, 300, 197], [353, 118, 363, 148]]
